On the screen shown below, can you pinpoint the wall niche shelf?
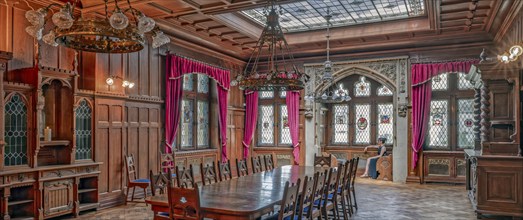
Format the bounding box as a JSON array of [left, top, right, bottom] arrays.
[[40, 140, 70, 147]]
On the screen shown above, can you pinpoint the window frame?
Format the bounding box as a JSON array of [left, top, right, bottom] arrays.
[[177, 74, 211, 151], [425, 72, 475, 151], [74, 98, 94, 161], [256, 90, 292, 148], [327, 75, 394, 147], [3, 92, 30, 167]]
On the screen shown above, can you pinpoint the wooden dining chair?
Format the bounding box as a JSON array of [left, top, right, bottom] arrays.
[[297, 175, 319, 219], [167, 170, 204, 220], [251, 156, 264, 173], [124, 154, 150, 204], [267, 179, 302, 220], [264, 154, 276, 170], [160, 152, 176, 179], [342, 159, 355, 216], [236, 158, 249, 177], [334, 162, 348, 219], [200, 161, 219, 186], [218, 159, 233, 181], [311, 170, 327, 220], [321, 168, 339, 219], [348, 157, 360, 213], [176, 165, 196, 189], [314, 153, 333, 167], [149, 170, 169, 196]]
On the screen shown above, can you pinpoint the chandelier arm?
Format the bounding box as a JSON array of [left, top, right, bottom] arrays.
[[104, 0, 109, 19], [114, 0, 122, 11], [126, 0, 139, 24]]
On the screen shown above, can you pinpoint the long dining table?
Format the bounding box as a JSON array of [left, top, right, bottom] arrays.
[[145, 165, 327, 219]]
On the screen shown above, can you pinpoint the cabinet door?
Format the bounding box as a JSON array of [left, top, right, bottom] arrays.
[[43, 179, 74, 217]]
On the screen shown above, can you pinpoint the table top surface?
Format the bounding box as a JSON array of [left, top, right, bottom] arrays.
[[146, 165, 327, 216]]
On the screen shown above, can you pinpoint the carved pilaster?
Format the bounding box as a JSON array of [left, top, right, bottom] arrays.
[[480, 82, 491, 144], [473, 87, 481, 150]]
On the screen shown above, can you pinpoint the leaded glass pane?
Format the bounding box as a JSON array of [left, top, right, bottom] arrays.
[[259, 91, 274, 99], [332, 104, 349, 144], [279, 105, 291, 145], [180, 100, 194, 148], [354, 104, 370, 144], [377, 104, 394, 144], [197, 74, 209, 94], [354, 76, 370, 97], [458, 73, 474, 90], [458, 99, 474, 149], [427, 100, 448, 149], [75, 100, 92, 160], [258, 105, 274, 145], [431, 73, 448, 91], [280, 90, 286, 98], [183, 74, 193, 91], [197, 101, 209, 148], [4, 94, 28, 166], [377, 85, 393, 96]]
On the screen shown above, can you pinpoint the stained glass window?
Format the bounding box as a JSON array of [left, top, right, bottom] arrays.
[[258, 105, 274, 145], [432, 73, 448, 91], [280, 90, 287, 98], [183, 74, 193, 91], [458, 99, 474, 149], [377, 104, 394, 144], [354, 76, 370, 97], [259, 91, 274, 99], [458, 73, 474, 90], [4, 94, 28, 166], [197, 74, 209, 94], [180, 99, 194, 149], [197, 101, 209, 147], [427, 100, 449, 148], [75, 100, 92, 160], [377, 85, 393, 96], [241, 0, 425, 33], [332, 104, 349, 144], [354, 104, 370, 144], [279, 105, 291, 145]]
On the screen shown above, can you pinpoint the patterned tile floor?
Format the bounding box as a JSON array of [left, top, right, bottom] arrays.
[[68, 178, 478, 220]]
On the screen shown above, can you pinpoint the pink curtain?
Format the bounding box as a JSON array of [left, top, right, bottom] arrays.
[[165, 54, 231, 161], [242, 90, 258, 159], [286, 91, 300, 165], [411, 61, 477, 168]]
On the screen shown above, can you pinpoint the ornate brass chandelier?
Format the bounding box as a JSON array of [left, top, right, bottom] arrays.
[[25, 0, 170, 53], [304, 9, 351, 103], [230, 2, 307, 91]]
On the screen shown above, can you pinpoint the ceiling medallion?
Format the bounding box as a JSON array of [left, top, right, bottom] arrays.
[[231, 2, 308, 91], [304, 9, 351, 103], [25, 0, 170, 53]]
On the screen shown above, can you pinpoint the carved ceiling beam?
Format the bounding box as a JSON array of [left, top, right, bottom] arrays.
[[82, 0, 155, 13]]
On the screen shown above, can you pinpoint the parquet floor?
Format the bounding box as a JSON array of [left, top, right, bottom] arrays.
[[68, 178, 477, 220]]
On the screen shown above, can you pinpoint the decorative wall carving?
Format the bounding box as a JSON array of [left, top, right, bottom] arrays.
[[480, 82, 491, 143]]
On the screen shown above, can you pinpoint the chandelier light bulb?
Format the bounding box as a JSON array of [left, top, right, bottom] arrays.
[[332, 92, 338, 100], [128, 82, 135, 88], [25, 26, 43, 40], [109, 9, 129, 30], [52, 6, 74, 29], [106, 77, 114, 85], [152, 31, 170, 49], [509, 45, 523, 57], [499, 53, 510, 63], [43, 30, 58, 47], [137, 14, 156, 34], [25, 8, 47, 28], [230, 80, 238, 86], [321, 93, 328, 100], [122, 80, 130, 87]]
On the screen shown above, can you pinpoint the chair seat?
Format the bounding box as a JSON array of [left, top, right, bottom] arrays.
[[265, 213, 300, 220], [158, 212, 169, 216], [171, 173, 177, 178], [313, 199, 333, 207], [302, 206, 319, 213], [131, 178, 151, 183]]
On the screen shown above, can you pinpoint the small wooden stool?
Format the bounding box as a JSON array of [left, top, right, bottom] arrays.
[[377, 155, 392, 181]]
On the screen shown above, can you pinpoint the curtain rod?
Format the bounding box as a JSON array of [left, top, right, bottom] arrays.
[[160, 50, 229, 71], [410, 57, 480, 64]]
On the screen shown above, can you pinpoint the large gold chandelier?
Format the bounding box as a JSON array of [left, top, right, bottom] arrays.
[[25, 0, 170, 53], [230, 2, 308, 91]]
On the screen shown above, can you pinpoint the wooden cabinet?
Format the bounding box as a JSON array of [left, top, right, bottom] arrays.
[[42, 179, 74, 218], [422, 151, 466, 183]]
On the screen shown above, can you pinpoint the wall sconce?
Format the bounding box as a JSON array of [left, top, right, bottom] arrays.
[[498, 45, 522, 64], [106, 75, 135, 88]]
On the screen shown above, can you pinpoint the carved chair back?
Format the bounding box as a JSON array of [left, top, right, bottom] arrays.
[[149, 170, 169, 196], [125, 154, 138, 182], [167, 177, 203, 220], [236, 158, 249, 177], [176, 165, 196, 189], [324, 168, 338, 201], [251, 156, 264, 173], [278, 179, 301, 220], [264, 154, 275, 170], [314, 153, 332, 167], [218, 160, 233, 181], [351, 157, 359, 187], [312, 170, 327, 209], [160, 152, 176, 174], [298, 175, 318, 219], [200, 161, 218, 186]]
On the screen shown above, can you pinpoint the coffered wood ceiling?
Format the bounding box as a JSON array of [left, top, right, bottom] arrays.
[[45, 0, 523, 61]]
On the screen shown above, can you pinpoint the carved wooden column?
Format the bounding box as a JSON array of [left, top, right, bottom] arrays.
[[479, 81, 490, 145], [473, 87, 481, 150]]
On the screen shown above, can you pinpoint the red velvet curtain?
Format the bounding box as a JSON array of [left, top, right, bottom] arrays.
[[286, 91, 301, 165], [411, 61, 477, 168], [242, 90, 258, 159], [165, 54, 231, 161]]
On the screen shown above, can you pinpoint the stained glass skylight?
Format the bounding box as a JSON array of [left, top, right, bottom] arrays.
[[241, 0, 425, 32]]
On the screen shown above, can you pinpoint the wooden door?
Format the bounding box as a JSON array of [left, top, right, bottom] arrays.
[[42, 179, 74, 218]]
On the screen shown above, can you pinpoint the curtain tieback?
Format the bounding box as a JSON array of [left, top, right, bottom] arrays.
[[293, 143, 300, 148], [242, 141, 250, 148]]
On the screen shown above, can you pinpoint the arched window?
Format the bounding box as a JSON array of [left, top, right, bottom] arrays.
[[426, 72, 475, 150], [257, 90, 291, 147], [75, 99, 92, 160], [4, 93, 28, 166], [179, 74, 211, 150], [329, 74, 394, 146]]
